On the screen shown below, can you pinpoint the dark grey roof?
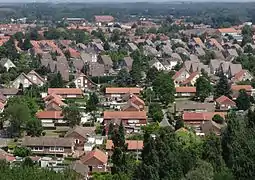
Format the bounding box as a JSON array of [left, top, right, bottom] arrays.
[[159, 118, 171, 127], [69, 160, 89, 177], [89, 62, 105, 77], [127, 43, 138, 51], [22, 137, 73, 147], [123, 56, 133, 67], [80, 52, 92, 63], [100, 55, 113, 66], [0, 88, 19, 95], [73, 59, 84, 71], [65, 126, 96, 138]]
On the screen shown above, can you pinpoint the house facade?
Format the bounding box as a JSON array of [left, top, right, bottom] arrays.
[[215, 95, 236, 111], [22, 137, 74, 157], [175, 87, 196, 97], [48, 88, 83, 98], [36, 111, 65, 129], [72, 73, 97, 91]]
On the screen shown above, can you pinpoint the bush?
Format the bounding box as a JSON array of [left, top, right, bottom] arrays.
[[13, 146, 31, 157], [212, 114, 224, 124]]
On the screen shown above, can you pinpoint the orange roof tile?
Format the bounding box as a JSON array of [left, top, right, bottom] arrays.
[[48, 88, 83, 95], [81, 149, 108, 164], [231, 85, 252, 92], [129, 94, 145, 106], [103, 111, 146, 119], [181, 72, 199, 85], [176, 86, 196, 93], [218, 28, 237, 34], [215, 95, 236, 106], [105, 87, 142, 94], [36, 111, 63, 119], [106, 140, 143, 150], [183, 112, 226, 121]]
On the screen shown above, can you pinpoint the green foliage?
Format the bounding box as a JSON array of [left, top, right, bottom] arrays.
[[49, 71, 64, 88], [236, 89, 250, 110], [115, 68, 132, 87], [175, 119, 184, 130], [26, 118, 43, 137], [69, 82, 76, 88], [13, 146, 31, 157], [107, 122, 114, 140], [62, 105, 81, 128], [86, 93, 99, 112], [214, 74, 231, 98], [148, 103, 163, 122], [235, 54, 255, 75], [152, 72, 175, 106], [196, 76, 212, 102], [0, 160, 79, 180], [212, 114, 224, 124]]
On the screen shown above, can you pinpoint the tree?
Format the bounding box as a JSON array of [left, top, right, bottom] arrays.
[[130, 57, 142, 84], [152, 72, 175, 106], [86, 93, 99, 112], [115, 68, 132, 87], [146, 67, 159, 83], [236, 89, 250, 110], [215, 74, 231, 98], [195, 76, 212, 102], [26, 118, 43, 137], [148, 103, 163, 122], [103, 41, 110, 51], [183, 160, 214, 180], [202, 133, 225, 172], [111, 122, 127, 174], [22, 37, 32, 50], [107, 122, 114, 140], [69, 82, 76, 88], [212, 114, 224, 124], [62, 106, 81, 128], [13, 146, 31, 157], [49, 71, 64, 88], [175, 119, 184, 130]]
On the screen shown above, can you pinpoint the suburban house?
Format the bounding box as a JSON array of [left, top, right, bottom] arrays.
[[0, 58, 16, 71], [69, 160, 89, 180], [217, 28, 238, 36], [122, 94, 145, 111], [80, 149, 108, 173], [181, 72, 200, 86], [182, 112, 226, 131], [44, 95, 67, 111], [0, 88, 20, 99], [149, 58, 165, 71], [12, 70, 45, 89], [72, 73, 97, 91], [201, 120, 226, 136], [122, 56, 134, 72], [105, 87, 142, 101], [172, 68, 190, 86], [175, 101, 215, 116], [95, 15, 114, 26], [104, 111, 147, 134], [175, 87, 196, 97], [98, 55, 113, 73], [48, 88, 83, 98], [65, 126, 96, 147], [215, 95, 236, 111], [231, 85, 253, 99], [232, 70, 253, 83], [106, 140, 143, 157], [22, 137, 74, 157], [36, 111, 65, 129]]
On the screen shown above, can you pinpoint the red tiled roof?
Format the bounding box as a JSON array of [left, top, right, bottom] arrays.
[[215, 95, 236, 106], [172, 68, 187, 80], [129, 94, 145, 106], [176, 87, 196, 93], [81, 149, 108, 164], [95, 15, 114, 23], [231, 85, 252, 92], [105, 87, 142, 94], [183, 112, 226, 121], [43, 93, 62, 102], [68, 47, 81, 58], [218, 28, 237, 33], [48, 88, 83, 95], [36, 111, 63, 119], [181, 72, 199, 85], [106, 140, 143, 150], [103, 111, 146, 119], [46, 97, 66, 107]]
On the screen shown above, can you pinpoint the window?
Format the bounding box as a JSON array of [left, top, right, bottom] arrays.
[[32, 147, 44, 151], [49, 147, 64, 152], [75, 139, 79, 144]]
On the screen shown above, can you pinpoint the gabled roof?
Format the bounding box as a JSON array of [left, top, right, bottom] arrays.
[[183, 112, 226, 121], [232, 70, 253, 82], [129, 94, 145, 106], [181, 72, 199, 85], [231, 85, 252, 92], [48, 88, 83, 95], [69, 160, 89, 177], [193, 37, 205, 48], [176, 86, 196, 93], [46, 97, 66, 107], [43, 93, 62, 102], [172, 68, 190, 80], [65, 126, 96, 138], [22, 137, 73, 147], [100, 55, 113, 66], [103, 111, 146, 119], [81, 149, 108, 164], [215, 95, 236, 106], [27, 70, 46, 83], [105, 87, 142, 94], [36, 111, 63, 119], [218, 28, 237, 34], [106, 140, 143, 150]]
